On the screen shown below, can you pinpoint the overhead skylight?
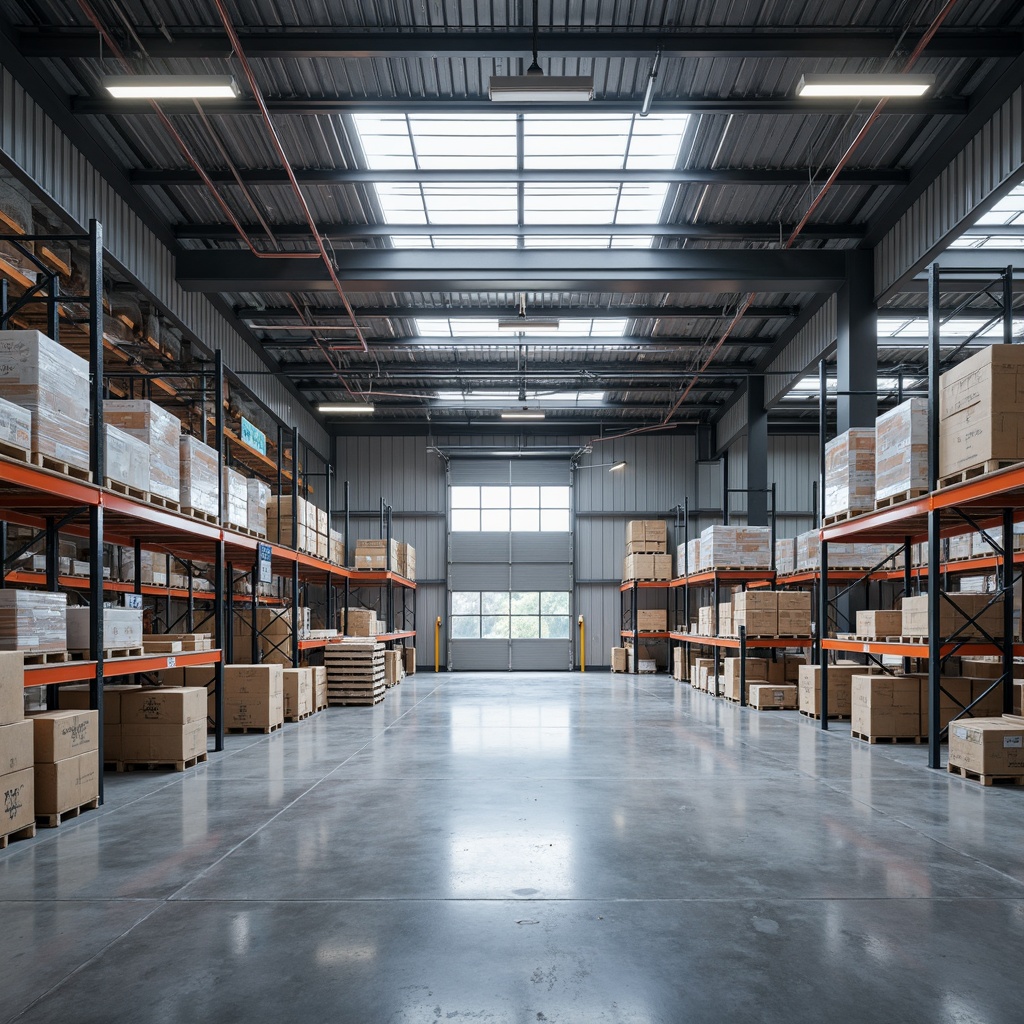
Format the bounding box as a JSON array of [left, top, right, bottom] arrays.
[[415, 317, 630, 338], [435, 390, 607, 406], [877, 317, 1021, 343], [352, 113, 688, 250], [950, 184, 1024, 248]]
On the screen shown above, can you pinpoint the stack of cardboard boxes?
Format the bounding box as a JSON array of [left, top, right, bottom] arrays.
[[223, 664, 285, 732], [699, 525, 771, 571], [0, 652, 35, 846], [824, 427, 876, 519], [355, 538, 401, 571], [30, 706, 100, 826], [623, 520, 671, 581], [179, 434, 220, 520], [104, 399, 181, 506], [283, 667, 314, 722]]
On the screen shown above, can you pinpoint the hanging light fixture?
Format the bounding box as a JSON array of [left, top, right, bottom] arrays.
[[497, 293, 560, 331], [796, 74, 935, 98], [102, 75, 241, 99], [489, 0, 594, 102]]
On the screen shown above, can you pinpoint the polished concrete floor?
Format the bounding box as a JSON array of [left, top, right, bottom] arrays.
[[3, 671, 1024, 1023]]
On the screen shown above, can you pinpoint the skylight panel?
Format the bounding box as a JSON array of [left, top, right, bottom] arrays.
[[414, 318, 629, 338]]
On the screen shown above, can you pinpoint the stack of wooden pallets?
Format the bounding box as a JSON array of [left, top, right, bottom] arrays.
[[325, 640, 386, 706]]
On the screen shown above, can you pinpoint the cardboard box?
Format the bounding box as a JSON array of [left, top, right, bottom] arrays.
[[637, 609, 667, 632], [939, 344, 1024, 478], [0, 591, 67, 653], [311, 665, 328, 707], [403, 647, 416, 676], [66, 606, 143, 651], [34, 750, 99, 815], [901, 594, 1003, 639], [855, 610, 903, 638], [283, 668, 314, 720], [732, 592, 778, 636], [120, 687, 206, 726], [120, 722, 206, 763], [723, 657, 768, 702], [384, 650, 403, 687], [748, 684, 797, 709], [777, 592, 811, 635], [798, 665, 857, 717], [355, 538, 401, 570], [961, 657, 1024, 681], [29, 709, 98, 762], [179, 434, 219, 518], [851, 674, 923, 739], [104, 423, 150, 492], [718, 602, 733, 637], [0, 651, 25, 726], [243, 478, 270, 538], [0, 330, 90, 470], [103, 399, 181, 502], [0, 393, 31, 452], [682, 538, 700, 577], [223, 664, 284, 730], [626, 644, 656, 674], [825, 427, 876, 516], [0, 719, 33, 775], [0, 767, 34, 839], [699, 525, 771, 571], [875, 398, 928, 501], [697, 604, 715, 636], [610, 647, 628, 672], [949, 716, 1024, 777], [344, 608, 380, 637]]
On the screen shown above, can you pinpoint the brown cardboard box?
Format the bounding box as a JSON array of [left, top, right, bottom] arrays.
[[224, 664, 284, 730], [120, 722, 207, 763], [653, 554, 673, 580], [59, 684, 143, 725], [851, 674, 923, 739], [0, 767, 34, 839], [120, 687, 206, 726], [901, 594, 1003, 639], [775, 538, 796, 575], [626, 538, 667, 555], [960, 657, 1024, 681], [34, 750, 99, 815], [766, 659, 786, 684], [697, 604, 715, 636], [723, 657, 768, 702], [718, 602, 733, 637], [798, 665, 857, 717], [283, 668, 313, 720], [29, 709, 98, 762], [637, 609, 667, 632], [0, 651, 25, 726], [937, 677, 1004, 731], [948, 716, 1024, 777], [672, 647, 684, 682], [777, 592, 811, 635], [939, 344, 1024, 477], [384, 650, 403, 687], [748, 684, 798, 709], [855, 610, 903, 638], [732, 592, 778, 636], [0, 719, 33, 775], [310, 665, 328, 707], [611, 647, 628, 672], [344, 608, 379, 637], [403, 647, 416, 676]]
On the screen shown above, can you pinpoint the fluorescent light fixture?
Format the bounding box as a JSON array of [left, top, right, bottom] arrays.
[[609, 460, 627, 472], [488, 74, 594, 103], [796, 74, 935, 98], [102, 75, 241, 99], [318, 403, 375, 414], [498, 318, 561, 332], [500, 411, 546, 420]]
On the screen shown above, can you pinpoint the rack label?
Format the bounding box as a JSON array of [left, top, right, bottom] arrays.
[[166, 656, 177, 669], [241, 417, 267, 455], [124, 593, 143, 610], [258, 542, 273, 584]]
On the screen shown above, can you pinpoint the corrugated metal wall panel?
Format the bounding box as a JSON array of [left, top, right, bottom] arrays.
[[450, 564, 512, 590], [0, 68, 327, 453], [511, 460, 570, 484], [511, 641, 571, 670], [510, 563, 572, 590], [876, 85, 1024, 300], [511, 533, 571, 563], [451, 534, 512, 563], [451, 640, 509, 671]]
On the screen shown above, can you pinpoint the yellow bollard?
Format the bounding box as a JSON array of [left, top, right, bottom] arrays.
[[435, 616, 442, 672], [578, 614, 585, 672]]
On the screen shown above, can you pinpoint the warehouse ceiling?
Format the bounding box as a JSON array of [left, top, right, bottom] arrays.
[[3, 0, 1024, 436]]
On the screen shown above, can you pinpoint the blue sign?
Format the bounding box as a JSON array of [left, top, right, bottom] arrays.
[[241, 417, 267, 455], [258, 542, 273, 585]]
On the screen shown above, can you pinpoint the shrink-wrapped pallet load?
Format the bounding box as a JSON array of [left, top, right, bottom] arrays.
[[103, 399, 181, 503], [0, 591, 67, 652], [104, 423, 150, 494], [179, 434, 219, 519], [246, 478, 270, 537], [824, 428, 876, 518], [874, 398, 928, 503], [222, 466, 249, 530], [699, 525, 771, 571]]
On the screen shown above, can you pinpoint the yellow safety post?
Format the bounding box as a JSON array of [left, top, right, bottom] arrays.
[[578, 614, 585, 672], [435, 616, 442, 672]]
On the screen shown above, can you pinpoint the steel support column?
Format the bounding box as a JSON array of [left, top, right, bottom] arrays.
[[746, 375, 768, 526], [836, 250, 878, 434]]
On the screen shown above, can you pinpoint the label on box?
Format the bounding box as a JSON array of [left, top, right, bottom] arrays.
[[953, 726, 968, 740], [1004, 736, 1023, 748]]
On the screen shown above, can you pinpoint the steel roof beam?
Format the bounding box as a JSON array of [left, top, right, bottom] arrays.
[[237, 303, 800, 320], [178, 221, 865, 241], [257, 334, 771, 349], [25, 28, 1017, 59], [137, 167, 906, 186], [75, 96, 967, 117], [179, 248, 846, 293]]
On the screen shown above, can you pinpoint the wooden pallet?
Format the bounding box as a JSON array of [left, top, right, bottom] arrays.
[[329, 694, 385, 706], [226, 723, 282, 734], [284, 711, 313, 723], [22, 649, 71, 665], [36, 796, 99, 829], [821, 508, 872, 527], [181, 506, 219, 525], [836, 634, 892, 642], [851, 731, 925, 745], [225, 524, 261, 538], [750, 703, 798, 711], [31, 452, 92, 482], [143, 641, 183, 654], [799, 710, 851, 721], [0, 822, 36, 849], [622, 577, 673, 583], [117, 751, 209, 773], [939, 459, 1023, 489], [874, 488, 928, 511], [70, 646, 145, 660], [147, 492, 180, 513], [947, 762, 1024, 787], [0, 439, 30, 463], [104, 477, 148, 501]]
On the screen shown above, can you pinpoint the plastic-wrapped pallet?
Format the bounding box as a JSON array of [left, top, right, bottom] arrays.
[[104, 424, 150, 493], [875, 398, 928, 503], [0, 330, 90, 471], [246, 478, 270, 537], [179, 434, 219, 519], [699, 525, 771, 571], [824, 428, 875, 517], [796, 530, 819, 570], [66, 607, 143, 652], [222, 467, 248, 529], [775, 538, 796, 575], [0, 590, 67, 652], [0, 394, 31, 454], [103, 400, 181, 502]]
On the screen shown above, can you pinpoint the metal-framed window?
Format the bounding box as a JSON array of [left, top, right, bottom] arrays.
[[450, 485, 570, 532], [451, 591, 571, 639]]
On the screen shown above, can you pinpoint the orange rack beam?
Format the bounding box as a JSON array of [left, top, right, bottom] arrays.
[[669, 632, 813, 649], [822, 638, 1024, 659], [24, 648, 222, 687]]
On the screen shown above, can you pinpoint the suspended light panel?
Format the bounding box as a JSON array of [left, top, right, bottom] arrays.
[[488, 75, 594, 102], [103, 75, 241, 99], [318, 403, 375, 414], [796, 74, 935, 98]]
